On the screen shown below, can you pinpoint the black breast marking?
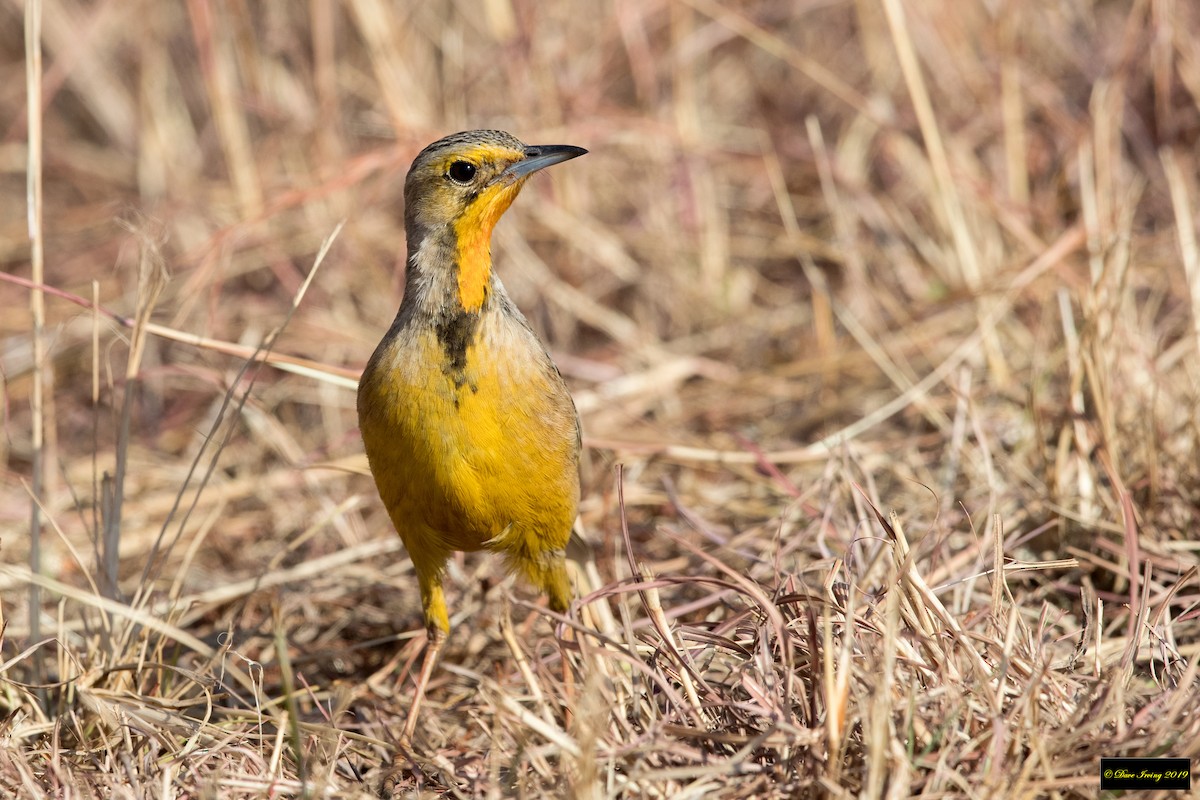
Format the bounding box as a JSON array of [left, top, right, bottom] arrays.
[[434, 309, 479, 391]]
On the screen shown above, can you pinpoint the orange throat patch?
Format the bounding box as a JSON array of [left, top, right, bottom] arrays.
[[453, 182, 523, 312]]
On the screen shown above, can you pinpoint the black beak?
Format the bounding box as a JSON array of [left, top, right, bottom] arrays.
[[501, 144, 588, 182]]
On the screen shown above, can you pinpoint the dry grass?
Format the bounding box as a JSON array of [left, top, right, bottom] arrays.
[[2, 0, 1199, 797]]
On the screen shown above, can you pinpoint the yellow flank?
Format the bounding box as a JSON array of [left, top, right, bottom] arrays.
[[357, 130, 587, 639]]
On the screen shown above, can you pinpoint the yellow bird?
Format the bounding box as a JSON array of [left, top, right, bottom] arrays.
[[357, 130, 586, 741]]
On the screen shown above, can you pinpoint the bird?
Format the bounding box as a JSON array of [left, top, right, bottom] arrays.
[[357, 130, 586, 743]]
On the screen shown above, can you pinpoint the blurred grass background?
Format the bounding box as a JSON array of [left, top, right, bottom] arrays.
[[2, 0, 1199, 797]]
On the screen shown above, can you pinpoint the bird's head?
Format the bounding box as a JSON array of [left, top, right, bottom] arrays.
[[402, 130, 586, 312]]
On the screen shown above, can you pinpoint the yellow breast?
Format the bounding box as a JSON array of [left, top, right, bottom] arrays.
[[357, 308, 580, 558]]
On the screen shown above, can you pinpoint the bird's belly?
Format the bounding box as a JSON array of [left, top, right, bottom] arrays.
[[358, 324, 579, 555]]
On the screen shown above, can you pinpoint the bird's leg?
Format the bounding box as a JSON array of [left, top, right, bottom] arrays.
[[400, 625, 446, 745], [533, 551, 578, 727], [398, 544, 451, 746], [382, 626, 444, 794]]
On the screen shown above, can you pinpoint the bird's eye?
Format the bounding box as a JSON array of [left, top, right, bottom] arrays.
[[447, 161, 477, 184]]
